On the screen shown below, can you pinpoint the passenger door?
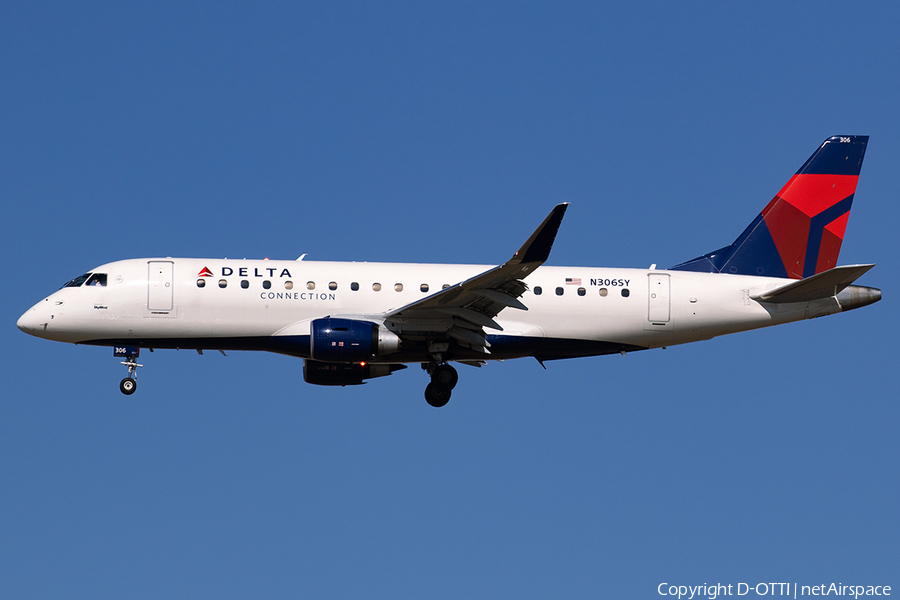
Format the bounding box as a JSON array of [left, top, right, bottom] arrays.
[[147, 261, 174, 312]]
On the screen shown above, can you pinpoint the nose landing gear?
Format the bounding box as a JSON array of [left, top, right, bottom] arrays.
[[423, 363, 459, 408], [115, 346, 142, 395]]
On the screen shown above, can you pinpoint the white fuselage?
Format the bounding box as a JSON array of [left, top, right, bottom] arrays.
[[18, 257, 842, 362]]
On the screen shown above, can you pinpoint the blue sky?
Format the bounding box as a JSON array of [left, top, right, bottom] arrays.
[[2, 2, 897, 598]]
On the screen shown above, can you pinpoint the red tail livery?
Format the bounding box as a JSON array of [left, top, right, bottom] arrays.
[[671, 135, 868, 279]]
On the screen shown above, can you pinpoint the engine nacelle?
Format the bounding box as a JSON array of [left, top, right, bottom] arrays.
[[309, 317, 400, 363], [303, 360, 406, 386]]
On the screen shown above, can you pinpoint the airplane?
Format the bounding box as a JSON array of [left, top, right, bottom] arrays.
[[17, 135, 881, 407]]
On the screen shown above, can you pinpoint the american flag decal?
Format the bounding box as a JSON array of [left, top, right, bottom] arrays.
[[565, 277, 581, 285]]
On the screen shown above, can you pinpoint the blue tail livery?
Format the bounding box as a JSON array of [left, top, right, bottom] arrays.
[[670, 135, 868, 279]]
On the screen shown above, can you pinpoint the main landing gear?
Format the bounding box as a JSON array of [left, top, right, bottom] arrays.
[[423, 363, 459, 408], [115, 346, 142, 395]]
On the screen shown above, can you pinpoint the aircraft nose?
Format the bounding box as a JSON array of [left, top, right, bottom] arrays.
[[17, 308, 35, 334]]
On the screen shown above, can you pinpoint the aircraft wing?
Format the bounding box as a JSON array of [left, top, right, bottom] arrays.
[[382, 203, 569, 352], [751, 264, 875, 303]]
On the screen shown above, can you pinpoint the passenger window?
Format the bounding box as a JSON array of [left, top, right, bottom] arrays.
[[351, 282, 359, 291], [85, 273, 107, 287], [577, 287, 586, 296], [599, 288, 608, 297], [285, 281, 293, 290], [241, 280, 250, 289], [307, 281, 315, 290], [621, 288, 630, 297], [556, 287, 564, 296], [329, 281, 338, 290], [394, 283, 403, 292], [420, 284, 429, 293], [534, 286, 543, 295], [442, 284, 450, 289], [373, 283, 382, 291], [197, 279, 206, 288], [263, 280, 272, 290], [218, 279, 227, 288]]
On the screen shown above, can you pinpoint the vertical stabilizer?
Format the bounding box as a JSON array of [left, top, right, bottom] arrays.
[[671, 136, 868, 279]]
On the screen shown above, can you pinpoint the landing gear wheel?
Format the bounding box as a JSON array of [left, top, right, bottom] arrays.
[[432, 364, 459, 390], [120, 377, 137, 395], [424, 383, 451, 408], [117, 352, 142, 395]]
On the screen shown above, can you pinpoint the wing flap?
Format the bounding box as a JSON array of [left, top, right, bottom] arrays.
[[436, 307, 503, 331], [471, 289, 528, 311]]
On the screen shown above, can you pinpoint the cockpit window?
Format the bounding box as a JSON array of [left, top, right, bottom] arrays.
[[85, 273, 107, 287], [62, 273, 92, 288]]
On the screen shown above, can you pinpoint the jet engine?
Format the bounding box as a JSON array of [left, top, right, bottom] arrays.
[[303, 360, 406, 386], [309, 317, 401, 363]]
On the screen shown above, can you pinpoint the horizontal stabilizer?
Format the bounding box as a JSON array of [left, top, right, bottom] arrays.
[[751, 264, 875, 303]]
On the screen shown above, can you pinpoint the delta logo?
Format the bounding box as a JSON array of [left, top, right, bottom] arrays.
[[197, 265, 294, 278]]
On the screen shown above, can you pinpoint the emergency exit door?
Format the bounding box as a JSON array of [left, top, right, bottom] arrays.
[[148, 261, 174, 311]]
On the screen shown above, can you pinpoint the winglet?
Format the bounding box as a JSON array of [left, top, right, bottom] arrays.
[[510, 203, 570, 265]]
